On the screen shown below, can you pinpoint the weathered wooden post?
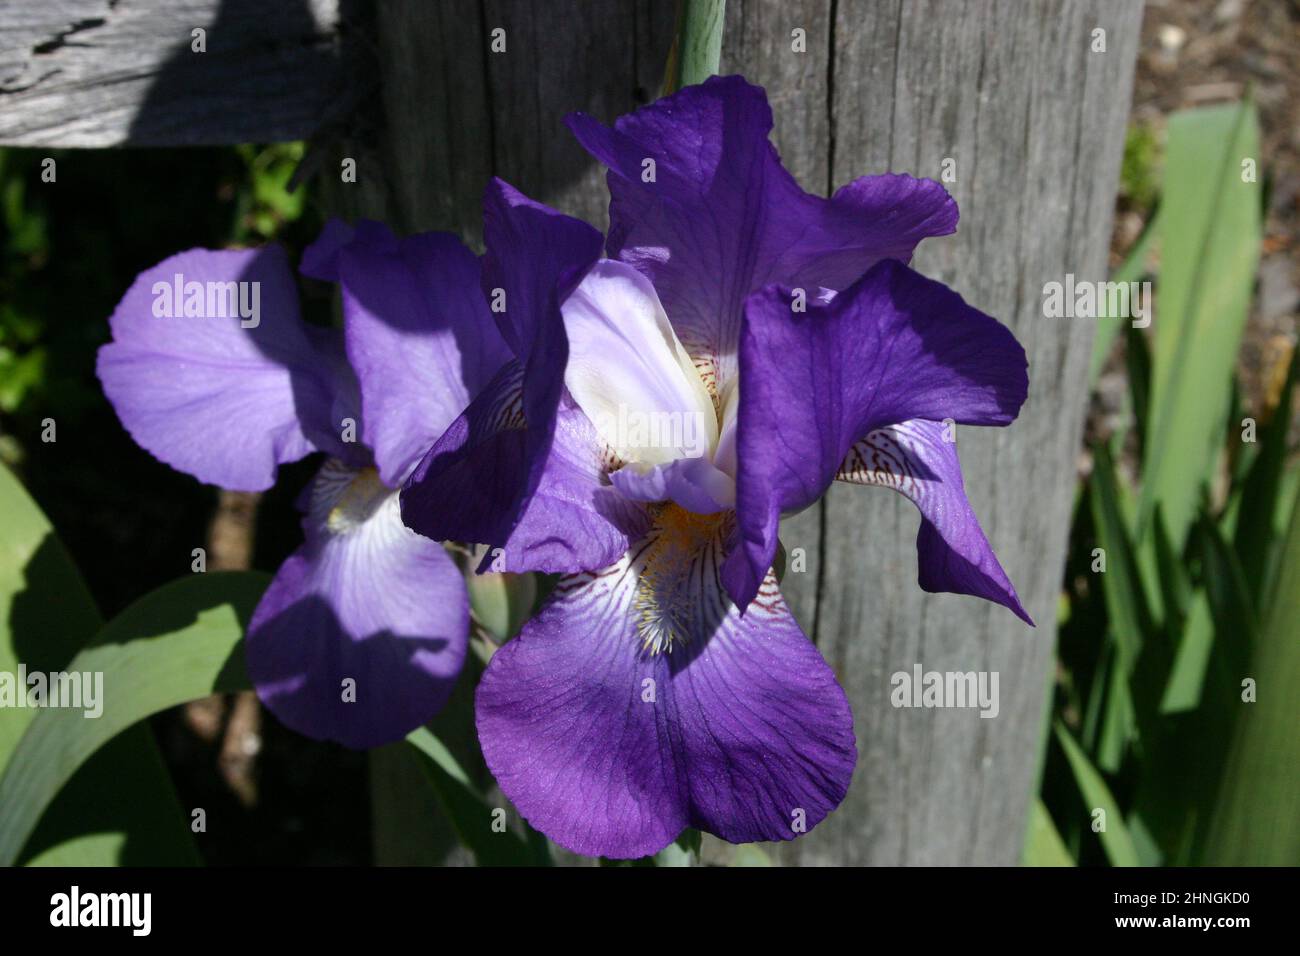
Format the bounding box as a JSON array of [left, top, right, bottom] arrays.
[[1, 0, 1142, 864]]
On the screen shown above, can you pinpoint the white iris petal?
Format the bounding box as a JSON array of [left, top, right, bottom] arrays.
[[562, 260, 718, 467]]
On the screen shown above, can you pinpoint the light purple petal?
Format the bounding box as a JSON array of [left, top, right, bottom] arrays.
[[723, 258, 1029, 610], [476, 512, 855, 858], [332, 220, 511, 485], [402, 362, 648, 573], [838, 420, 1032, 624], [566, 74, 957, 391], [247, 460, 469, 749], [609, 457, 734, 514], [97, 246, 357, 491]]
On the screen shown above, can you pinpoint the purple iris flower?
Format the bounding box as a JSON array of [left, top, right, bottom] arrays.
[[98, 221, 511, 748], [402, 76, 1031, 859]]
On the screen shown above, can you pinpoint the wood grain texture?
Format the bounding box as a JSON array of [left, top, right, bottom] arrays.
[[753, 0, 1142, 865], [0, 0, 358, 146], [348, 0, 1141, 864]]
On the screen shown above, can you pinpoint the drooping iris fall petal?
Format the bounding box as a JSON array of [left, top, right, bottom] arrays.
[[723, 259, 1028, 610], [246, 461, 469, 749], [476, 507, 855, 859]]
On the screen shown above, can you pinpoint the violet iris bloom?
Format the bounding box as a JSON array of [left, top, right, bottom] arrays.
[[403, 76, 1032, 858], [98, 221, 510, 748]]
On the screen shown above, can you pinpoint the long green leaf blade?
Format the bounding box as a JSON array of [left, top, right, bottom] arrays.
[[1089, 206, 1161, 386], [1, 462, 203, 865], [1022, 798, 1076, 867], [1055, 721, 1140, 866], [1203, 494, 1300, 864], [406, 727, 551, 866], [0, 571, 267, 865], [1139, 99, 1262, 547]]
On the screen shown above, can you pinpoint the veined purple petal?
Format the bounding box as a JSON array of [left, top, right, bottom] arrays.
[[565, 74, 956, 394], [838, 421, 1032, 624], [97, 246, 358, 492], [402, 180, 611, 570], [329, 220, 511, 485], [723, 258, 1028, 610], [476, 507, 855, 859], [247, 460, 469, 749], [402, 362, 648, 573]]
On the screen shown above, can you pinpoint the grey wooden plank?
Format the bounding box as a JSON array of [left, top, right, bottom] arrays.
[[0, 0, 357, 146], [751, 0, 1142, 866]]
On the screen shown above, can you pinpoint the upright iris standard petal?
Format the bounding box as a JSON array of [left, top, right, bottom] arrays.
[[562, 260, 717, 464], [838, 421, 1032, 624], [565, 74, 957, 391], [402, 179, 616, 570], [723, 258, 1029, 611], [323, 220, 512, 485], [247, 460, 469, 749], [476, 506, 855, 859], [97, 247, 356, 491]]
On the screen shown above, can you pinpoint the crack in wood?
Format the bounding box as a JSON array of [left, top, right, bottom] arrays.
[[33, 18, 107, 56]]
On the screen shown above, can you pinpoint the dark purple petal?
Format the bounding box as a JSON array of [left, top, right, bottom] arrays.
[[331, 220, 511, 484], [480, 178, 604, 359], [247, 461, 469, 749], [565, 75, 956, 390], [298, 217, 356, 281], [476, 510, 855, 858], [838, 421, 1032, 624], [97, 247, 357, 492], [402, 180, 611, 569], [403, 363, 648, 573], [723, 258, 1029, 609]]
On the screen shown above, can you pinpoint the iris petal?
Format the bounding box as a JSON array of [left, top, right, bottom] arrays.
[[401, 179, 610, 569], [248, 460, 469, 748], [724, 258, 1029, 611], [97, 246, 357, 491], [476, 507, 855, 858], [403, 363, 649, 573], [329, 220, 512, 485], [838, 420, 1032, 624], [566, 75, 957, 395], [562, 260, 716, 464]]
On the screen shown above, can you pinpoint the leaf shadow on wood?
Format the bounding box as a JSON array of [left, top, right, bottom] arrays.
[[124, 0, 369, 147]]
